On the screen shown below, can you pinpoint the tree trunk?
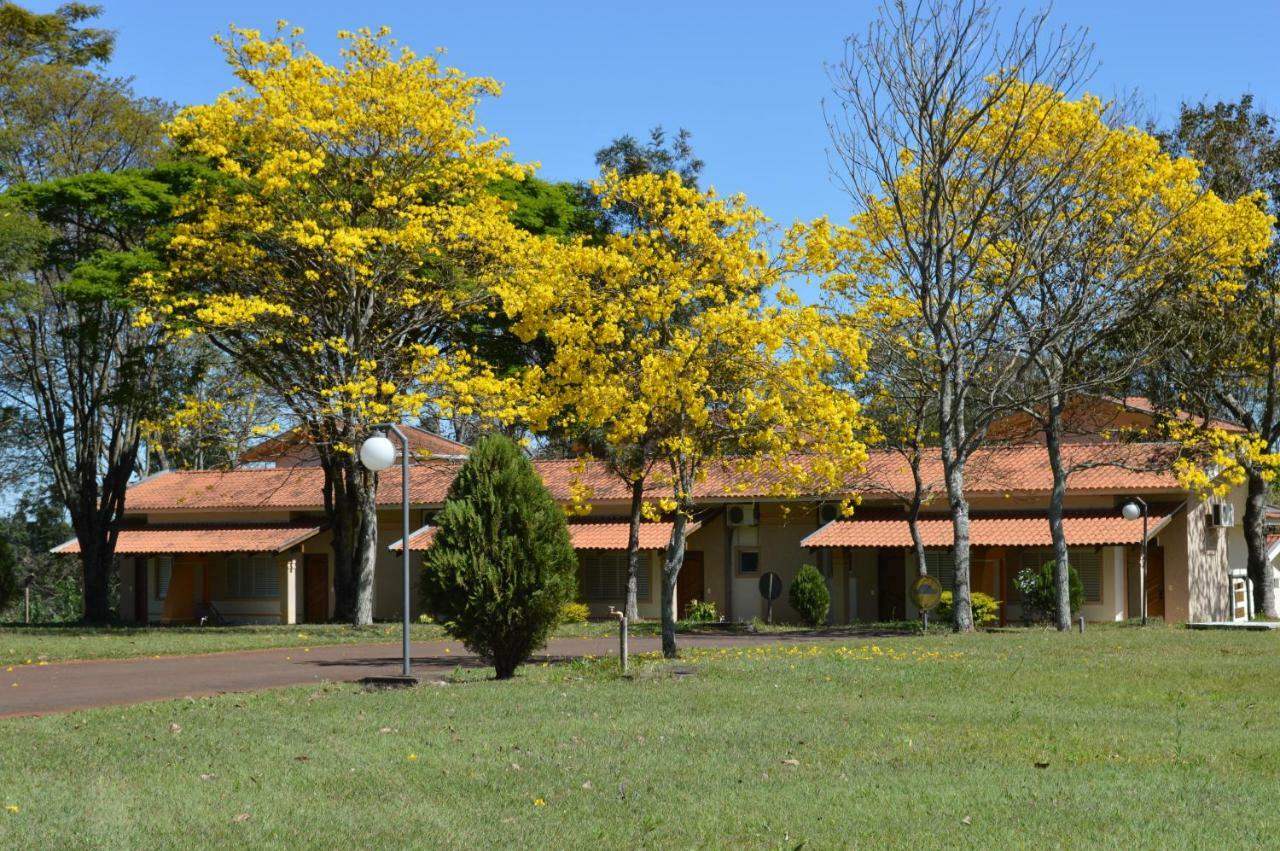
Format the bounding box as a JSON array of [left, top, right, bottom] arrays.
[[74, 530, 114, 623], [940, 378, 975, 632], [1243, 469, 1277, 618], [660, 508, 688, 659], [1043, 401, 1073, 631], [908, 453, 928, 577], [624, 477, 644, 621], [322, 453, 379, 625]]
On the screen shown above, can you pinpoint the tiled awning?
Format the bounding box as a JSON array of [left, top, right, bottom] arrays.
[[801, 509, 1177, 549], [388, 526, 437, 553], [568, 519, 702, 551], [390, 519, 702, 553], [51, 523, 325, 555]]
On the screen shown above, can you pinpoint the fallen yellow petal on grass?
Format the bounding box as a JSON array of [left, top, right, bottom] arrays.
[[5, 804, 19, 814]]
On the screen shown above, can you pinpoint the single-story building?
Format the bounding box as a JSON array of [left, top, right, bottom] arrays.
[[53, 413, 1259, 626]]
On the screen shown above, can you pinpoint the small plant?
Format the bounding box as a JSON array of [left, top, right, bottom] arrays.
[[789, 564, 830, 627], [559, 601, 590, 624], [420, 435, 578, 679], [416, 613, 433, 624], [935, 590, 1001, 627], [683, 599, 717, 622], [1015, 560, 1082, 623]]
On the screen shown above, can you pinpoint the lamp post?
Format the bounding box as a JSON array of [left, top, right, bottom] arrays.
[[1122, 497, 1149, 626], [360, 425, 412, 678]]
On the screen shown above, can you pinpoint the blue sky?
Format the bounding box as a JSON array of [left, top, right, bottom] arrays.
[[35, 0, 1280, 233]]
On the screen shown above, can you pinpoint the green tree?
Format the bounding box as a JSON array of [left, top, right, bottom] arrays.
[[420, 435, 577, 680], [0, 2, 114, 68], [0, 528, 17, 616], [0, 167, 190, 620], [1151, 95, 1280, 618], [0, 489, 75, 621], [0, 3, 167, 190]]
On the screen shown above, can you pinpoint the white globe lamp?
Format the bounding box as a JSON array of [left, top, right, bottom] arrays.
[[1121, 501, 1142, 521], [359, 434, 396, 472]]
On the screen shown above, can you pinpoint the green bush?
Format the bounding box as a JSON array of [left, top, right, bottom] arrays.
[[559, 601, 590, 624], [1015, 560, 1082, 622], [683, 599, 717, 622], [935, 590, 1001, 627], [420, 435, 578, 679], [789, 564, 830, 627]]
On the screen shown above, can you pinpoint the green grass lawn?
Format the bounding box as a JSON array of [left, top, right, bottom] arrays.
[[0, 619, 837, 666], [1, 627, 1277, 848]]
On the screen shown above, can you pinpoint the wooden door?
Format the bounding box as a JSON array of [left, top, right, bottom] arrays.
[[1145, 545, 1165, 619], [304, 554, 330, 623], [677, 551, 705, 617], [133, 559, 148, 624], [878, 549, 906, 621]]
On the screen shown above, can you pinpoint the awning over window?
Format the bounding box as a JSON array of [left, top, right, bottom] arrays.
[[51, 523, 325, 555], [390, 520, 703, 553], [388, 526, 437, 553], [568, 520, 703, 551], [801, 509, 1176, 549]]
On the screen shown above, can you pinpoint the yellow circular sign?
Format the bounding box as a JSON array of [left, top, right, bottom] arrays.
[[911, 575, 943, 611]]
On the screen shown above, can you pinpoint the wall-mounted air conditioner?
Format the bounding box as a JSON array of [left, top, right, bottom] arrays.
[[727, 504, 758, 527]]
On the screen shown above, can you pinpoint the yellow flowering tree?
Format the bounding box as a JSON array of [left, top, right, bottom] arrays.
[[149, 25, 534, 623], [1148, 96, 1280, 617], [500, 171, 869, 657], [976, 85, 1270, 630]]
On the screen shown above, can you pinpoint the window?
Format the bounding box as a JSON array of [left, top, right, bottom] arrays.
[[737, 549, 760, 575], [1018, 548, 1102, 604], [921, 551, 955, 591], [224, 554, 280, 599], [580, 550, 649, 602], [154, 557, 172, 600]]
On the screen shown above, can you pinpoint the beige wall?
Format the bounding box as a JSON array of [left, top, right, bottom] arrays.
[[1175, 497, 1233, 622]]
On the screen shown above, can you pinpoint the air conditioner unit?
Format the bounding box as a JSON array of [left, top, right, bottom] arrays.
[[1212, 502, 1236, 528], [818, 503, 840, 524], [727, 504, 758, 527]]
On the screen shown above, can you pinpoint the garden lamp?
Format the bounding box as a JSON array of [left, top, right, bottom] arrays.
[[1121, 497, 1149, 626], [361, 425, 413, 679]]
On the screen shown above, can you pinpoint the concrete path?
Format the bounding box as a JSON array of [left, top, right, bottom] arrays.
[[0, 631, 863, 718]]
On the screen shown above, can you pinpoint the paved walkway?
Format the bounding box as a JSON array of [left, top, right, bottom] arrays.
[[0, 631, 862, 718]]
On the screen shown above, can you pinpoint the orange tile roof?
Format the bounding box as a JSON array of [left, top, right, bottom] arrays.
[[51, 523, 324, 555], [123, 443, 1184, 513], [388, 520, 700, 552], [241, 424, 468, 464], [567, 519, 702, 550], [388, 526, 437, 553], [801, 508, 1176, 549]]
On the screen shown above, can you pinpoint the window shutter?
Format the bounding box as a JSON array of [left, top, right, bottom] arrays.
[[925, 551, 955, 592], [1072, 548, 1101, 603], [255, 556, 280, 597], [156, 558, 172, 600]]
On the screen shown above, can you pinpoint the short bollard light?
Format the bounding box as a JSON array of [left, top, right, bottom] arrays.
[[609, 606, 628, 675]]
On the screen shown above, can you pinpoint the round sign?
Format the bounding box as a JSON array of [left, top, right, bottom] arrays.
[[911, 575, 943, 611], [758, 571, 783, 601]]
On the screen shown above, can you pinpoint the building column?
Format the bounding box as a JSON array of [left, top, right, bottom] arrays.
[[282, 552, 299, 625]]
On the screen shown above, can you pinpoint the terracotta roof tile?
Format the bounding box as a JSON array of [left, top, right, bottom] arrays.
[[567, 519, 702, 550], [801, 508, 1176, 549], [388, 520, 700, 552], [388, 526, 437, 553], [52, 523, 324, 555], [124, 444, 1184, 513], [241, 424, 468, 464]]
